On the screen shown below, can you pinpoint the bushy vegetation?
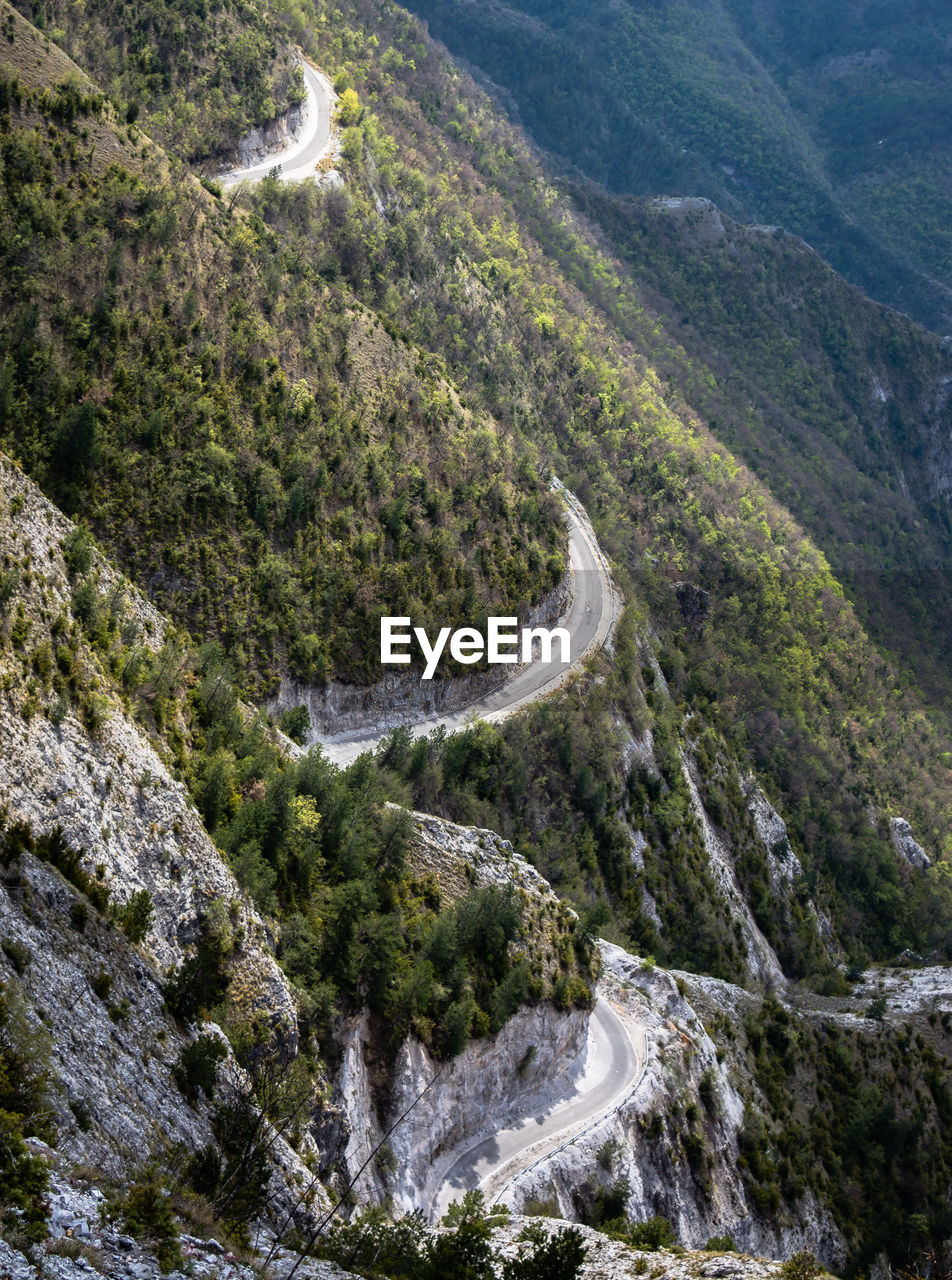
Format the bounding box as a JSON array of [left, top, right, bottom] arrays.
[[316, 1192, 586, 1279], [10, 0, 305, 163], [372, 612, 952, 982], [0, 817, 109, 913], [5, 0, 952, 988], [106, 1168, 184, 1272], [0, 43, 562, 693], [737, 996, 952, 1274], [563, 183, 952, 725], [0, 982, 56, 1240], [3, 0, 952, 1267], [0, 478, 587, 1067]]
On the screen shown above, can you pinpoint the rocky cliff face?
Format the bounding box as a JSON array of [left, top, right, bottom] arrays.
[[492, 944, 845, 1266], [333, 809, 592, 1211], [0, 458, 321, 1223], [336, 998, 590, 1214], [0, 460, 931, 1275], [0, 458, 294, 1025], [326, 811, 847, 1264]]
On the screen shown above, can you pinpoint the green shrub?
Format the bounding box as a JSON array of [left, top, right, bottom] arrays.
[[865, 995, 887, 1021], [163, 934, 230, 1024], [552, 974, 594, 1011], [109, 1169, 182, 1272], [61, 528, 94, 578], [501, 1228, 586, 1279], [90, 969, 112, 1001], [0, 820, 109, 912], [596, 1137, 620, 1172], [0, 937, 30, 974], [173, 1034, 227, 1103], [779, 1252, 824, 1280], [698, 1067, 717, 1111], [70, 579, 100, 629], [684, 1130, 706, 1167], [0, 567, 18, 611], [114, 889, 153, 944], [705, 1233, 736, 1251], [277, 704, 310, 743], [626, 1215, 678, 1249], [0, 983, 56, 1229]]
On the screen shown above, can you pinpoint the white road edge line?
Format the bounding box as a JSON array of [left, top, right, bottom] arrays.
[[426, 980, 648, 1224]]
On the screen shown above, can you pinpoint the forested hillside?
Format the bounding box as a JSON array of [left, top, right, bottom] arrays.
[[4, 0, 952, 1267], [558, 187, 952, 721], [4, 0, 952, 974], [10, 0, 307, 162], [0, 8, 564, 691], [398, 0, 952, 331]]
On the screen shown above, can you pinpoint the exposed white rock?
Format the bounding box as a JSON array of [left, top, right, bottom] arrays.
[[623, 726, 659, 779], [629, 829, 648, 870], [534, 948, 844, 1266], [384, 999, 589, 1217], [0, 458, 328, 1223], [744, 780, 838, 956], [853, 964, 952, 1018], [0, 854, 212, 1173], [682, 756, 785, 989], [889, 817, 931, 869], [490, 1215, 791, 1280], [745, 784, 801, 888], [337, 1010, 386, 1203], [0, 460, 294, 1028], [641, 885, 662, 931], [408, 811, 556, 903], [651, 197, 730, 245], [335, 813, 590, 1214], [0, 1150, 357, 1279]]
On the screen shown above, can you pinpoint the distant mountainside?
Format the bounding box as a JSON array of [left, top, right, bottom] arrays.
[[399, 0, 952, 331]]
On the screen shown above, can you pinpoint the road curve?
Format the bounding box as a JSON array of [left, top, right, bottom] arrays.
[[219, 62, 334, 187], [430, 995, 644, 1223], [316, 482, 616, 766]]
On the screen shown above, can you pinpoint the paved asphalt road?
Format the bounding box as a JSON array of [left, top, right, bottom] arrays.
[[316, 485, 614, 766], [220, 62, 333, 186], [218, 70, 632, 1223], [429, 996, 643, 1223]]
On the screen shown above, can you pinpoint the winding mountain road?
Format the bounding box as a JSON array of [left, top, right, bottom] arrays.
[[219, 62, 334, 187], [430, 994, 645, 1223], [316, 481, 616, 765]]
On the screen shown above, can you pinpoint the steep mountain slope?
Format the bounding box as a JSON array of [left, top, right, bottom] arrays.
[[555, 187, 952, 719], [0, 453, 599, 1255], [9, 0, 307, 164], [0, 453, 828, 1278], [2, 455, 947, 1272], [270, 0, 952, 975], [722, 0, 952, 318], [5, 0, 952, 976], [397, 0, 952, 330], [4, 0, 952, 1269], [0, 4, 564, 692]]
